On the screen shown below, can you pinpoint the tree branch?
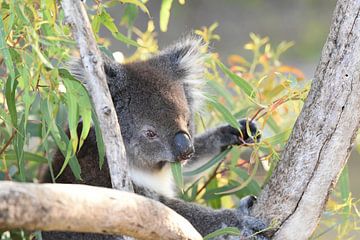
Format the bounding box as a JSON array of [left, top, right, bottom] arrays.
[[61, 0, 132, 191], [252, 0, 360, 239], [0, 182, 202, 240]]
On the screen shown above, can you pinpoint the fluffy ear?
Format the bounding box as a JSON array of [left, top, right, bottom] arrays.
[[67, 54, 126, 92], [150, 35, 207, 112]]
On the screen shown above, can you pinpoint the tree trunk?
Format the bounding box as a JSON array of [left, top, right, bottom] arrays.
[[252, 0, 360, 239], [0, 182, 202, 240], [61, 0, 132, 191]]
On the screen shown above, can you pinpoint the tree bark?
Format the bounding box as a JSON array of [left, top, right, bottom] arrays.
[[61, 0, 132, 191], [0, 182, 202, 240], [252, 0, 360, 239]]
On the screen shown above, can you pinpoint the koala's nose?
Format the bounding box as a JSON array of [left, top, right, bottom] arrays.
[[174, 132, 194, 162]]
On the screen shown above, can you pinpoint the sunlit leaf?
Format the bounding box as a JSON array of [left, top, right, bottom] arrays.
[[204, 227, 241, 240], [4, 151, 48, 163], [97, 7, 140, 47], [92, 109, 105, 169], [160, 0, 173, 32], [0, 15, 15, 80], [217, 60, 255, 99], [184, 148, 231, 176], [120, 0, 150, 16], [63, 80, 79, 153], [208, 100, 239, 130], [264, 129, 291, 146], [217, 151, 260, 195], [338, 165, 351, 221], [171, 162, 184, 191]]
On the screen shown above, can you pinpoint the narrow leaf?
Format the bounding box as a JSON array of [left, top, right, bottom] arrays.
[[160, 0, 173, 32], [209, 100, 239, 130], [171, 162, 184, 191], [184, 148, 231, 176], [217, 60, 255, 99], [0, 15, 15, 80], [92, 109, 105, 169], [120, 0, 150, 16], [4, 151, 48, 163], [204, 227, 241, 240]]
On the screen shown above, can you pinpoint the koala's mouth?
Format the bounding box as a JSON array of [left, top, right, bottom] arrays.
[[156, 160, 189, 169]]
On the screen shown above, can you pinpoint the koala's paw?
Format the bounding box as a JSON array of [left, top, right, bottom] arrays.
[[236, 196, 269, 240], [220, 119, 260, 148]]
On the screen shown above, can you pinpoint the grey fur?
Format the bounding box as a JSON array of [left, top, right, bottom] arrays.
[[42, 35, 267, 240]]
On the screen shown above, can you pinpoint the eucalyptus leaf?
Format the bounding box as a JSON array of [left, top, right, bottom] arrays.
[[217, 60, 255, 99], [171, 162, 184, 191], [204, 227, 241, 240], [160, 0, 173, 32]]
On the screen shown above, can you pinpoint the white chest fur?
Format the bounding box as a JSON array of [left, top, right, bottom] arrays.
[[129, 165, 176, 198]]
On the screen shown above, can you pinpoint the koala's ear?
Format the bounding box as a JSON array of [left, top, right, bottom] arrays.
[[149, 35, 206, 81], [149, 35, 207, 112], [67, 54, 125, 90]]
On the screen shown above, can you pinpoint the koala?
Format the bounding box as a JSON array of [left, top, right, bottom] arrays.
[[41, 36, 267, 240]]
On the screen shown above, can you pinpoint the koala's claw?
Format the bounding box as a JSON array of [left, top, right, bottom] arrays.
[[236, 196, 269, 240], [239, 216, 269, 240], [238, 119, 261, 143], [238, 195, 257, 214], [220, 119, 261, 149]]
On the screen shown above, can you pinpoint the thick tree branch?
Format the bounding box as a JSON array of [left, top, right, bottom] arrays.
[[61, 0, 132, 191], [0, 182, 202, 240], [252, 0, 360, 239]]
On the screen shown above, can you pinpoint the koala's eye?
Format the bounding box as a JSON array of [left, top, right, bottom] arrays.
[[145, 130, 157, 139]]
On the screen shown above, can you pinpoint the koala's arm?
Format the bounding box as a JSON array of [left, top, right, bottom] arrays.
[[187, 119, 259, 169], [133, 185, 266, 239], [160, 197, 265, 237]]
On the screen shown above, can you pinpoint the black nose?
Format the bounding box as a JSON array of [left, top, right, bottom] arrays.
[[174, 132, 194, 161]]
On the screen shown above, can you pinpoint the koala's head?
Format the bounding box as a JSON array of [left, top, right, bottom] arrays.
[[73, 36, 206, 173]]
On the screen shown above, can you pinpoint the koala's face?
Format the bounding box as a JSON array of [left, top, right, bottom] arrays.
[[120, 62, 195, 171], [104, 36, 205, 172]]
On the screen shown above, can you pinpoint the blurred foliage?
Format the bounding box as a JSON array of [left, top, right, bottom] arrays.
[[0, 0, 359, 239]]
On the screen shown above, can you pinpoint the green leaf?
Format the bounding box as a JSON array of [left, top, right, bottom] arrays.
[[207, 80, 235, 108], [208, 100, 239, 130], [217, 153, 260, 195], [15, 114, 26, 181], [91, 14, 101, 34], [60, 69, 92, 151], [99, 8, 118, 33], [57, 125, 82, 180], [217, 60, 255, 99], [120, 4, 139, 28], [112, 31, 141, 47], [207, 179, 221, 209], [0, 15, 15, 80], [160, 0, 173, 32], [338, 165, 350, 221], [184, 148, 231, 176], [204, 227, 241, 240], [63, 80, 79, 153], [40, 99, 81, 180], [171, 162, 184, 191], [233, 168, 261, 195], [99, 7, 140, 47], [5, 76, 18, 127], [4, 151, 48, 163], [264, 129, 291, 146], [120, 0, 150, 16], [6, 0, 16, 34], [92, 109, 105, 169]]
